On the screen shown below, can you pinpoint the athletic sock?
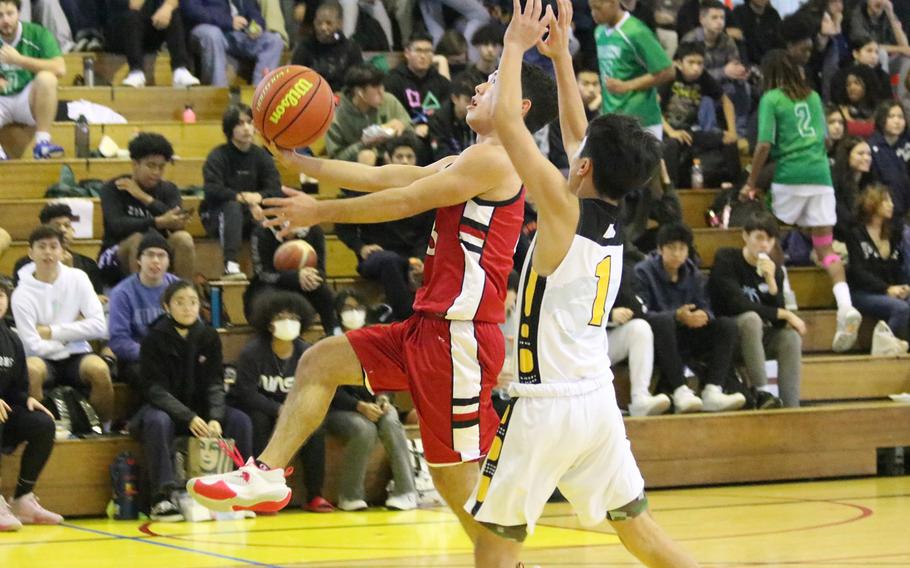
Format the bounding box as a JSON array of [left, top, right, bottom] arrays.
[[833, 282, 853, 311], [35, 131, 51, 144]]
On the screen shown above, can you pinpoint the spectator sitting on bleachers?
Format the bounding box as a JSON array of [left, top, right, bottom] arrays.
[[708, 212, 804, 408], [454, 22, 503, 90], [0, 0, 65, 160], [846, 35, 895, 100], [802, 2, 850, 103], [681, 0, 751, 136], [327, 288, 418, 511], [130, 279, 253, 522], [870, 101, 910, 221], [635, 222, 747, 412], [245, 223, 339, 336], [418, 0, 489, 62], [326, 64, 411, 165], [845, 183, 910, 353], [847, 0, 909, 85], [547, 62, 601, 172], [435, 29, 467, 78], [383, 32, 452, 146], [290, 0, 362, 92], [831, 63, 887, 138], [58, 0, 103, 51], [0, 276, 62, 531], [11, 225, 112, 424], [826, 103, 847, 155], [107, 231, 179, 387], [201, 104, 281, 280], [427, 77, 475, 160], [335, 134, 433, 322], [230, 291, 333, 513], [659, 41, 740, 188], [731, 0, 783, 66], [182, 0, 284, 87], [833, 135, 878, 236], [19, 0, 73, 53], [675, 0, 735, 42], [11, 203, 104, 299], [609, 261, 672, 416], [104, 0, 201, 88], [98, 133, 195, 286]]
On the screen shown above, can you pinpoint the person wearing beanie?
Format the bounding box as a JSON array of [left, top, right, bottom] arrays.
[[107, 231, 180, 386], [201, 103, 283, 280]]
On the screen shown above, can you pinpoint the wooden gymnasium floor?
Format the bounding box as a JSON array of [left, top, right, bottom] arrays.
[[1, 476, 908, 567]]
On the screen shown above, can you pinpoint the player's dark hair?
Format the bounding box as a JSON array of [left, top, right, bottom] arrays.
[[39, 203, 75, 224], [761, 49, 811, 101], [657, 222, 694, 249], [674, 41, 705, 61], [873, 100, 905, 134], [128, 132, 175, 162], [406, 31, 434, 48], [581, 114, 662, 201], [471, 22, 505, 47], [249, 290, 315, 337], [699, 0, 726, 15], [519, 63, 558, 134], [161, 280, 196, 308], [222, 103, 253, 139], [780, 13, 817, 44], [28, 225, 64, 247], [343, 64, 385, 96], [743, 212, 780, 239]]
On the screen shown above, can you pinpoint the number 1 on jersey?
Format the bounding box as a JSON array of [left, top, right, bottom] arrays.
[[588, 255, 612, 326]]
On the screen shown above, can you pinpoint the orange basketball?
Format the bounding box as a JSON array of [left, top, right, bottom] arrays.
[[274, 239, 318, 271], [252, 66, 335, 149]]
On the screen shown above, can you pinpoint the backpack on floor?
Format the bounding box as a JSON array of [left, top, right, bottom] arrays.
[[43, 386, 103, 438]]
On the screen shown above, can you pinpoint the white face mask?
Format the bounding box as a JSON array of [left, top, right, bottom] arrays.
[[341, 308, 367, 330], [272, 319, 301, 341]]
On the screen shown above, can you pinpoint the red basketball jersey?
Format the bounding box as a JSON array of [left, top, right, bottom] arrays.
[[414, 188, 525, 323]]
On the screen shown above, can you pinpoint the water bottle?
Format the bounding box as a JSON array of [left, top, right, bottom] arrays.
[[82, 57, 94, 87], [691, 159, 704, 189], [75, 115, 90, 158], [182, 104, 196, 124], [109, 452, 139, 520], [210, 285, 222, 328]]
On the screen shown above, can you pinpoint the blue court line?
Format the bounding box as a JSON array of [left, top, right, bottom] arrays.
[[60, 522, 280, 567]]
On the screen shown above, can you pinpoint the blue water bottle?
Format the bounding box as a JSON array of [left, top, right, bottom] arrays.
[[110, 452, 139, 520], [210, 285, 222, 328]]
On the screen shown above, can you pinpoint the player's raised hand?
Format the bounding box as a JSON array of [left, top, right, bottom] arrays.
[[262, 186, 320, 239], [505, 0, 553, 51], [537, 0, 572, 61]]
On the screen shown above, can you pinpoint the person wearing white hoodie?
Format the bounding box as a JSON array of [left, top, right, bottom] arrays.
[[11, 225, 112, 424]]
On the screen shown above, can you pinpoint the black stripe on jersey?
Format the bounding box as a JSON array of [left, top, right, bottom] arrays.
[[517, 258, 546, 385], [452, 417, 480, 429], [576, 198, 623, 246], [453, 396, 481, 405], [460, 240, 484, 254], [461, 216, 490, 232], [470, 398, 517, 516]]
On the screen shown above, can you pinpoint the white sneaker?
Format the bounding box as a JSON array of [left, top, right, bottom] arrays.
[[628, 393, 671, 416], [701, 384, 747, 412], [222, 261, 247, 281], [172, 67, 201, 87], [187, 457, 292, 513], [385, 492, 418, 511], [832, 307, 862, 352], [671, 385, 703, 414], [0, 497, 22, 532], [337, 499, 368, 511], [121, 70, 146, 88], [871, 321, 909, 356]]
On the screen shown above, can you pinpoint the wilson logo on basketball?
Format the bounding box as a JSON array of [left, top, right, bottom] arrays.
[[255, 70, 289, 114], [269, 78, 315, 124]]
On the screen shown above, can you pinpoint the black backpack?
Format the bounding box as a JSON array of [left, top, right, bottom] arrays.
[[43, 386, 103, 437]]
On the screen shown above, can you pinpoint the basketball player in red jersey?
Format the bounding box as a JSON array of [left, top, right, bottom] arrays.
[[187, 67, 558, 541]]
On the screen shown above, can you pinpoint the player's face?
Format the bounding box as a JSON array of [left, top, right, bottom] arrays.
[[827, 111, 845, 141], [466, 73, 496, 134], [46, 215, 74, 248], [405, 40, 434, 74], [576, 72, 600, 106], [849, 142, 872, 173], [589, 0, 622, 26], [138, 247, 170, 282], [854, 42, 880, 67], [679, 54, 705, 81], [313, 8, 342, 44], [659, 241, 689, 273], [390, 145, 417, 165], [133, 155, 168, 189], [787, 38, 813, 67], [700, 8, 725, 35], [232, 113, 255, 147], [28, 237, 63, 268], [743, 230, 775, 258], [0, 2, 19, 38], [884, 105, 906, 137], [166, 287, 200, 327], [845, 74, 866, 103], [477, 42, 502, 66]]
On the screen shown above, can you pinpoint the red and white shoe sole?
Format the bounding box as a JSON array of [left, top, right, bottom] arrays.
[[187, 480, 292, 513]]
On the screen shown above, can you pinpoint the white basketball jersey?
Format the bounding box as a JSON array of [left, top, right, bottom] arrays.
[[515, 199, 623, 386]]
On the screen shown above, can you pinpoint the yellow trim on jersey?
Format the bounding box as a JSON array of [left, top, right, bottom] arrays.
[[523, 269, 538, 318]]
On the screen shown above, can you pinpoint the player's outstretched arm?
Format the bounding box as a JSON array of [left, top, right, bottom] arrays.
[[273, 146, 456, 193], [496, 0, 579, 275], [262, 144, 508, 236]]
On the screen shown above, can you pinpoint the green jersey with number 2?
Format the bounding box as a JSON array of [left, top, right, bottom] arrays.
[[757, 89, 832, 187]]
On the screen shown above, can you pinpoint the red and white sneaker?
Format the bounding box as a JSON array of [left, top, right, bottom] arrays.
[[187, 457, 292, 513]]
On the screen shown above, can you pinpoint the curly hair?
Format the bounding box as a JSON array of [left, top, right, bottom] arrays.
[[248, 290, 315, 337]]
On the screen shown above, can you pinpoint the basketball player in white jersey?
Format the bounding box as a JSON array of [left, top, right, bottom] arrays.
[[465, 2, 699, 566]]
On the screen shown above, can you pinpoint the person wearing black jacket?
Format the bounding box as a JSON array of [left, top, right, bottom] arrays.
[[202, 104, 283, 280], [290, 0, 363, 91], [426, 78, 475, 161], [845, 185, 910, 347], [383, 32, 452, 141], [732, 0, 783, 65], [230, 291, 334, 513], [130, 280, 252, 522], [0, 277, 62, 530], [334, 154, 434, 321], [97, 133, 195, 286], [326, 289, 416, 511], [708, 213, 805, 408], [244, 224, 339, 335]]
